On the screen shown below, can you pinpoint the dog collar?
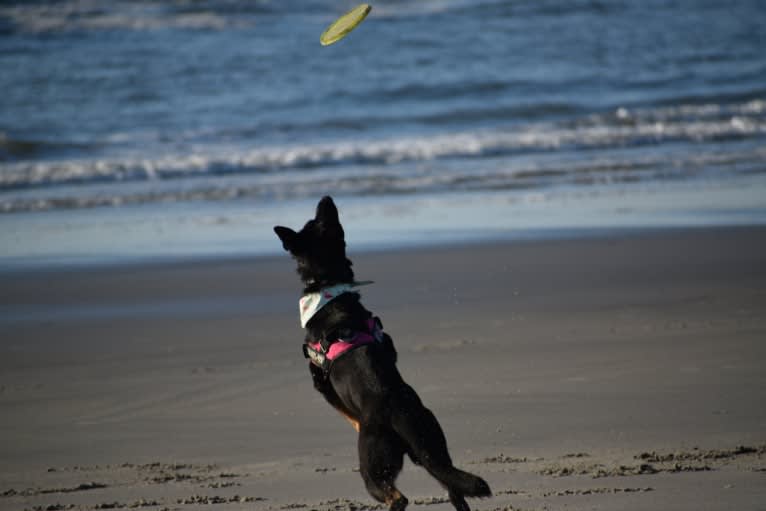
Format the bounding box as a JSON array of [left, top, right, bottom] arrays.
[[299, 281, 373, 328]]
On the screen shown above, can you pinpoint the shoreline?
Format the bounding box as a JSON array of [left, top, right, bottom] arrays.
[[2, 221, 766, 275], [2, 173, 766, 271]]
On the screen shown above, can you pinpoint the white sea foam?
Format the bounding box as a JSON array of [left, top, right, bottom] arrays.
[[2, 143, 764, 214], [371, 0, 509, 19], [0, 0, 247, 33], [2, 107, 764, 191], [2, 97, 764, 215]]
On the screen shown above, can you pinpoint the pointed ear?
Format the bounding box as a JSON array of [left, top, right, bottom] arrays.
[[273, 226, 298, 252], [315, 196, 339, 225]]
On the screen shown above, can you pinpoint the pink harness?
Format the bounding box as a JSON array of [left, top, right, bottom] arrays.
[[304, 318, 383, 370]]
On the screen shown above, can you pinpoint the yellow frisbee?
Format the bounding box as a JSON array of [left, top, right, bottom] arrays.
[[320, 4, 372, 46]]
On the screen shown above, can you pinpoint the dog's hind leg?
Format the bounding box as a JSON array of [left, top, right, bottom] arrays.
[[390, 386, 491, 508], [447, 490, 470, 511], [358, 424, 408, 511]]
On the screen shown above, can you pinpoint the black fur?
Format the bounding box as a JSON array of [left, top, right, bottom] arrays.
[[274, 196, 491, 510]]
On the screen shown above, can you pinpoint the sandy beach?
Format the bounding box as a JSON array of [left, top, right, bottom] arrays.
[[1, 226, 765, 511]]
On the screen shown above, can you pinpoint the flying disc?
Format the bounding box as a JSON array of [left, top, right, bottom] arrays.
[[320, 4, 372, 46]]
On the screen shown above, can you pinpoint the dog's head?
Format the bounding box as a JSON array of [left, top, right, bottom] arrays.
[[274, 196, 354, 287]]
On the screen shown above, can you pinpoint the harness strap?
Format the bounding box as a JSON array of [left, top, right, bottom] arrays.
[[303, 317, 384, 373]]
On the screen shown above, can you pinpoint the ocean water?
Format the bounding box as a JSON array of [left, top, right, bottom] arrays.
[[1, 0, 765, 267]]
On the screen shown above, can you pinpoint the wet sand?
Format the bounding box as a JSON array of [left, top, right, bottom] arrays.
[[1, 226, 765, 510]]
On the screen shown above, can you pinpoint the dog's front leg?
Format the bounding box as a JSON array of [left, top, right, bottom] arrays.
[[308, 363, 360, 432]]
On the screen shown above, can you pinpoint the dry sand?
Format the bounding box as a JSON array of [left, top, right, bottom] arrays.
[[1, 226, 765, 511]]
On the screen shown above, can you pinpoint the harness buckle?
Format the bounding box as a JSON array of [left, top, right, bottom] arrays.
[[304, 316, 386, 374], [303, 343, 328, 369]]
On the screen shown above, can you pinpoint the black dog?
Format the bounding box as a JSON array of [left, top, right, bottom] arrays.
[[274, 196, 491, 511]]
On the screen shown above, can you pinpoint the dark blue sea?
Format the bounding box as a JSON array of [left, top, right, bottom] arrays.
[[1, 0, 765, 266]]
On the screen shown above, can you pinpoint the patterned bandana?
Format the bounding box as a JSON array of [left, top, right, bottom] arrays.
[[298, 281, 372, 328]]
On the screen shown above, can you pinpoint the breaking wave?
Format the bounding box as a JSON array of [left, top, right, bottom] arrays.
[[2, 99, 764, 193], [0, 0, 270, 34]]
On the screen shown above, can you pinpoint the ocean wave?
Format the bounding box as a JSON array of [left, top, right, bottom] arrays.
[[370, 0, 622, 21], [2, 101, 764, 191], [370, 0, 508, 19], [187, 94, 766, 147], [370, 0, 621, 21], [3, 146, 764, 214], [371, 79, 512, 102], [0, 132, 95, 161], [0, 0, 258, 34]]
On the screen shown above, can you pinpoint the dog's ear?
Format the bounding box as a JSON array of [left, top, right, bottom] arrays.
[[315, 196, 344, 239], [274, 226, 298, 252]]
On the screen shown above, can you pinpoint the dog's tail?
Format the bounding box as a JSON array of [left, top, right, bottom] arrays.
[[427, 464, 492, 498], [390, 387, 491, 499]]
